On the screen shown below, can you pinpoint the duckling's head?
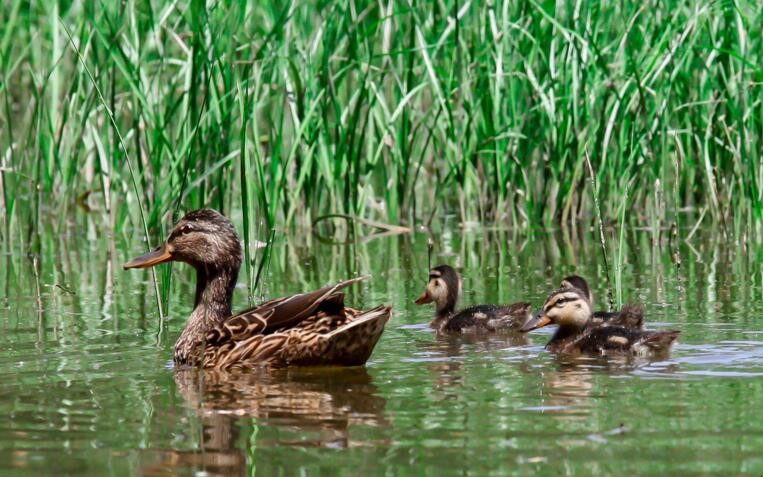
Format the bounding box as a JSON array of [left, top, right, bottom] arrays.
[[560, 275, 593, 303], [521, 286, 592, 332], [414, 265, 462, 316], [124, 209, 242, 272]]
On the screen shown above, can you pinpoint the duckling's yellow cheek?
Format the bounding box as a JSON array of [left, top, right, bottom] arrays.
[[428, 282, 446, 301], [426, 282, 436, 296]]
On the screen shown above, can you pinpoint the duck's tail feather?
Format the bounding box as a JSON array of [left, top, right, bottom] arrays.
[[640, 330, 681, 354], [321, 305, 392, 366], [612, 304, 645, 329]]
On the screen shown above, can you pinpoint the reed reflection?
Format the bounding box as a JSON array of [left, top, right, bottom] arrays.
[[140, 413, 245, 477]]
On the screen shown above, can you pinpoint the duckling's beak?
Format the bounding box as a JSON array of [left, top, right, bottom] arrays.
[[414, 290, 433, 305], [520, 309, 551, 332], [123, 244, 173, 269]]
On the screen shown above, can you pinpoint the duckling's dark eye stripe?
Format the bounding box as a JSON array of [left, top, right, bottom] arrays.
[[545, 294, 578, 310]]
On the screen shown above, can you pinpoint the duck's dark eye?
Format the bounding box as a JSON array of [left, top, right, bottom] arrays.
[[170, 224, 194, 240]]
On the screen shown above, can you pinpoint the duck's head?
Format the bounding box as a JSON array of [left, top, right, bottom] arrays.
[[124, 209, 242, 272], [559, 275, 593, 303], [521, 285, 592, 332], [414, 265, 461, 316]]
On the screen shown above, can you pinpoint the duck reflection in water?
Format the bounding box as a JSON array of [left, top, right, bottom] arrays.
[[420, 332, 529, 393], [534, 354, 681, 426], [534, 358, 597, 423], [140, 367, 387, 476]]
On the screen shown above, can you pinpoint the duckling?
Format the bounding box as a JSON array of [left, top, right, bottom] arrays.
[[560, 275, 644, 329], [414, 265, 531, 333], [521, 284, 679, 357]]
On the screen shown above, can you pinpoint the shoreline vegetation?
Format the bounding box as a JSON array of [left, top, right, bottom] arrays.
[[1, 1, 760, 245]]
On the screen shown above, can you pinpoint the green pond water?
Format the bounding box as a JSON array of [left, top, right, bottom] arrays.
[[2, 223, 763, 476]]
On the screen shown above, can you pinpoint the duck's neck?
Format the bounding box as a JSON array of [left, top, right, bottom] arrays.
[[434, 295, 458, 322], [193, 265, 238, 318], [174, 264, 239, 364], [547, 321, 588, 350]]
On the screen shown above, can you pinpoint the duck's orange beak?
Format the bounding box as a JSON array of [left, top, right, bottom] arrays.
[[123, 244, 173, 269], [414, 290, 433, 305], [520, 309, 551, 332]]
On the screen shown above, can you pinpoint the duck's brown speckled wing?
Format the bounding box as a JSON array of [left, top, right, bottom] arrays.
[[275, 305, 391, 366], [205, 277, 364, 345], [198, 277, 391, 369], [210, 276, 369, 342]]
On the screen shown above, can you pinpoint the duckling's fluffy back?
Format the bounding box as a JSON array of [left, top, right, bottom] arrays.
[[441, 302, 531, 333], [552, 324, 680, 357]]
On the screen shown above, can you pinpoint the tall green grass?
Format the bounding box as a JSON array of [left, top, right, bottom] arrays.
[[1, 0, 761, 251]]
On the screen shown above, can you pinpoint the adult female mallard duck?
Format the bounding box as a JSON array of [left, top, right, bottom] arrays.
[[124, 209, 391, 369], [559, 275, 644, 329], [414, 265, 531, 333], [521, 280, 679, 357]]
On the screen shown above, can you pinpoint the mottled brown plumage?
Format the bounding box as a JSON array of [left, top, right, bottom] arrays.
[[124, 209, 391, 369], [414, 265, 531, 333], [522, 280, 679, 357]]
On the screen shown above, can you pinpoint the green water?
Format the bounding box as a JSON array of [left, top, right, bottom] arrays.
[[2, 225, 763, 476]]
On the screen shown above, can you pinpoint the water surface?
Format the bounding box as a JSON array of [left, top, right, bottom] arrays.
[[1, 224, 762, 476]]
